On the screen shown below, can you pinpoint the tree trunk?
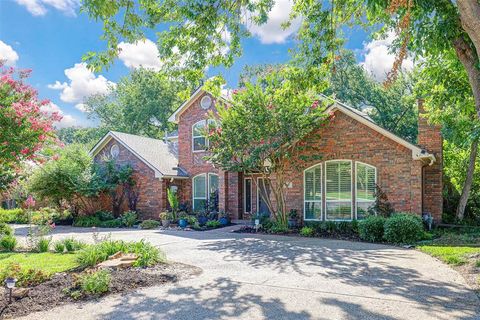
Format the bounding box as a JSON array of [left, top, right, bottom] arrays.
[[456, 139, 478, 220], [457, 0, 480, 60]]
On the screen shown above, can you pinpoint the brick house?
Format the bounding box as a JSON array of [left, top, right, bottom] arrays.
[[90, 88, 443, 222]]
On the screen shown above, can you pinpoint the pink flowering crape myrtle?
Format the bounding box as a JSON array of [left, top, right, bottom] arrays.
[[0, 64, 61, 169]]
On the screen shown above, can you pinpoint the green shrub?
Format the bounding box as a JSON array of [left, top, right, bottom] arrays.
[[187, 216, 197, 226], [0, 263, 49, 287], [206, 220, 221, 228], [0, 235, 17, 251], [140, 220, 160, 229], [95, 211, 114, 221], [127, 240, 165, 267], [266, 221, 289, 233], [0, 208, 27, 223], [63, 238, 86, 252], [300, 226, 314, 237], [37, 237, 51, 253], [384, 213, 424, 244], [0, 223, 13, 236], [54, 241, 66, 253], [73, 216, 101, 227], [98, 219, 122, 228], [120, 211, 137, 227], [80, 270, 111, 295], [358, 216, 386, 242], [325, 221, 338, 234]]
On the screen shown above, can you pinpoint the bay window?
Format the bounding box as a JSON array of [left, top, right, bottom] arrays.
[[355, 162, 377, 219], [325, 160, 353, 220]]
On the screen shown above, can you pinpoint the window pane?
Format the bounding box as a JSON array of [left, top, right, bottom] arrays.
[[193, 121, 205, 136], [304, 170, 315, 201], [193, 199, 206, 211], [193, 137, 207, 151], [326, 161, 352, 220], [326, 202, 352, 220], [209, 174, 219, 194], [356, 163, 376, 219], [193, 175, 206, 198], [245, 179, 252, 213], [305, 202, 322, 220]]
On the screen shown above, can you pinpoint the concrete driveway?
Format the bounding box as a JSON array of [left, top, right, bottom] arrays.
[[13, 225, 480, 320]]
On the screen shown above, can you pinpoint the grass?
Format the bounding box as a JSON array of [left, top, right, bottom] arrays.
[[0, 252, 80, 274], [418, 246, 480, 266]]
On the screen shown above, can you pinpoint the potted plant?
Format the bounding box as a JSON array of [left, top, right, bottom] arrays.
[[218, 211, 229, 226], [196, 211, 208, 226], [178, 211, 188, 228], [288, 209, 298, 228], [159, 211, 171, 227]]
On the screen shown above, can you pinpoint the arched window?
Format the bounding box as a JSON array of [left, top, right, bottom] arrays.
[[355, 162, 377, 219], [192, 119, 216, 152], [325, 160, 352, 220], [304, 164, 322, 221], [192, 173, 219, 211]]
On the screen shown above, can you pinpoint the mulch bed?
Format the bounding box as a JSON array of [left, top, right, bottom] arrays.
[[233, 225, 362, 241], [0, 262, 202, 319]]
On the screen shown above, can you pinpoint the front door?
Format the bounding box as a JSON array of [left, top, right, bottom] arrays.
[[257, 178, 271, 216]]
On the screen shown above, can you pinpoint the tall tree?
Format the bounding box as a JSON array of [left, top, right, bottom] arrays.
[[0, 65, 60, 170], [415, 49, 480, 220], [84, 68, 185, 138], [206, 66, 329, 227]]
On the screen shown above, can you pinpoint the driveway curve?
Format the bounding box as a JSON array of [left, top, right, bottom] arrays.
[[13, 225, 480, 320]]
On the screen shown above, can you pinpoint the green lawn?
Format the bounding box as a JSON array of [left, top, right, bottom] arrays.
[[0, 252, 80, 274], [418, 246, 480, 266]]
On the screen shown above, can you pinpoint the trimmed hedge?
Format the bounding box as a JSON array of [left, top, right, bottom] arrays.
[[358, 216, 386, 242], [384, 213, 423, 244]]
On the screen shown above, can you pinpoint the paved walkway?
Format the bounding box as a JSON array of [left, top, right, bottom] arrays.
[[13, 225, 480, 320]]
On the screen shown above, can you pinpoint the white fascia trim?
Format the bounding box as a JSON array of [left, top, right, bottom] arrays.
[[326, 104, 436, 163], [89, 131, 164, 179], [168, 87, 205, 124]]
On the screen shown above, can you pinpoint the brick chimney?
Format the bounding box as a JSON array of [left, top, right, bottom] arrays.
[[417, 98, 443, 222]]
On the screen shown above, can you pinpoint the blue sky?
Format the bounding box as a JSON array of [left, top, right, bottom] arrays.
[[0, 0, 400, 128]]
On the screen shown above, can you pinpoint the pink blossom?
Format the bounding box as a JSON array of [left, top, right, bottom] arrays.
[[52, 154, 60, 161], [25, 195, 36, 208]]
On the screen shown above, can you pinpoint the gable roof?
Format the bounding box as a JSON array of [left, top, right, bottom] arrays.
[[89, 131, 188, 178], [168, 88, 436, 164], [322, 98, 435, 164]]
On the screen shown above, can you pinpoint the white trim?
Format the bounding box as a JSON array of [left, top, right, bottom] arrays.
[[89, 131, 163, 178], [244, 177, 252, 214], [192, 172, 219, 211], [324, 160, 353, 221], [192, 119, 217, 153], [325, 103, 436, 163], [354, 161, 377, 219], [303, 163, 323, 221], [168, 87, 204, 123]]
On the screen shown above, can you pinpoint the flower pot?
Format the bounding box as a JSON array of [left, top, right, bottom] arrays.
[[161, 220, 170, 227], [178, 219, 188, 228], [218, 217, 228, 226], [198, 216, 208, 226], [288, 219, 297, 228]]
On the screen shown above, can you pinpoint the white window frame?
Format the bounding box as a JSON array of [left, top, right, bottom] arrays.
[[324, 159, 353, 221], [192, 173, 219, 211], [303, 163, 323, 221], [192, 119, 216, 153], [355, 161, 377, 219], [244, 177, 252, 214]]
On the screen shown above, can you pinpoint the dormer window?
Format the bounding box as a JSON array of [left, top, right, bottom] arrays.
[[192, 119, 216, 152]]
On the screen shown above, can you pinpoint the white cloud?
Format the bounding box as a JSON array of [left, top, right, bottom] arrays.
[[361, 32, 414, 81], [74, 103, 87, 112], [118, 39, 163, 71], [41, 102, 78, 128], [244, 0, 301, 44], [48, 62, 114, 104], [0, 41, 19, 66], [15, 0, 79, 16]]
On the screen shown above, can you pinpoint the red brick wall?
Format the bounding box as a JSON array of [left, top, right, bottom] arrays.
[[417, 100, 443, 221], [94, 138, 166, 220], [177, 92, 220, 210], [244, 111, 426, 220]]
